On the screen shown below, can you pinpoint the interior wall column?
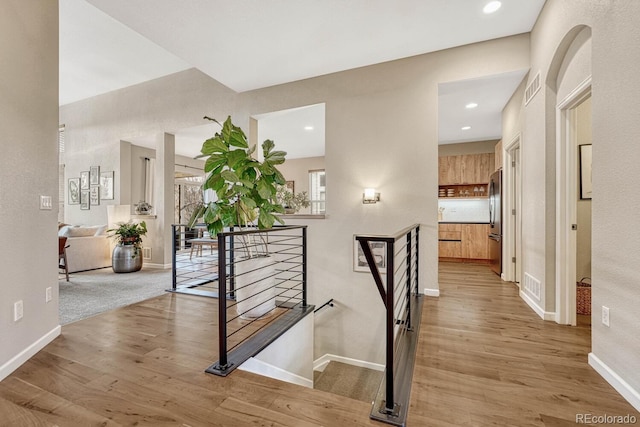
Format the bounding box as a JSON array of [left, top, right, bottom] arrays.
[[152, 132, 175, 267]]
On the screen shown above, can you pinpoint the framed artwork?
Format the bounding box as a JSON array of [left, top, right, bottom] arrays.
[[68, 178, 80, 205], [100, 171, 114, 200], [285, 180, 295, 193], [80, 190, 90, 210], [353, 237, 386, 273], [579, 144, 592, 200], [80, 171, 89, 190], [89, 186, 100, 206], [90, 165, 100, 186]]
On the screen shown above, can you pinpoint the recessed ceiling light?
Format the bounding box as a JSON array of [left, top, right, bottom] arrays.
[[461, 126, 472, 130], [304, 126, 314, 131], [465, 102, 478, 109], [483, 1, 502, 14]]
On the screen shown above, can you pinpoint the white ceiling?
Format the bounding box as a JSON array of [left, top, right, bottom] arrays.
[[60, 0, 545, 154]]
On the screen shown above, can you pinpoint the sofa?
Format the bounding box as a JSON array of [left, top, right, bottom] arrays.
[[58, 225, 112, 273]]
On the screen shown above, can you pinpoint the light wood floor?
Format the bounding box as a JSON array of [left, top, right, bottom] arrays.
[[407, 262, 638, 426], [0, 262, 637, 426]]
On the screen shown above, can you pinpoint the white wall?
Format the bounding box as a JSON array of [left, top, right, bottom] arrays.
[[0, 0, 60, 380]]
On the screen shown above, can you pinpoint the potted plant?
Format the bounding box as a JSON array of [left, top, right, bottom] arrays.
[[189, 116, 287, 318], [108, 221, 148, 273], [276, 186, 310, 214]]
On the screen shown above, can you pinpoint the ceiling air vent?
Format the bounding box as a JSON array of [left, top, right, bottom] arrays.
[[525, 72, 541, 106]]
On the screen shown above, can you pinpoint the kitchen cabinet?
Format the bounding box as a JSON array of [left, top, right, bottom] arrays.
[[438, 224, 462, 258], [494, 139, 503, 172], [438, 223, 490, 261], [438, 153, 495, 186]]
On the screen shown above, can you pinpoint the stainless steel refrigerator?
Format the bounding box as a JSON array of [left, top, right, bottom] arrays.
[[488, 170, 502, 276]]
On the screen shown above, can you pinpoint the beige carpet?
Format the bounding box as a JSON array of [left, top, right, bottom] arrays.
[[314, 361, 383, 403], [59, 267, 171, 325]]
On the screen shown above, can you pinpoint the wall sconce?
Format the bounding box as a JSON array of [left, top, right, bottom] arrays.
[[363, 188, 380, 204]]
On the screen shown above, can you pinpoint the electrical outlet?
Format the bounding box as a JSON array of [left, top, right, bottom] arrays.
[[46, 287, 52, 303], [14, 300, 23, 322], [602, 306, 610, 327]]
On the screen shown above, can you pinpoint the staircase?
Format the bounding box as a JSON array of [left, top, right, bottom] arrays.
[[313, 361, 383, 403]]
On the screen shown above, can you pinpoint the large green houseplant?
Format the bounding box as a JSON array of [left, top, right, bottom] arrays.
[[189, 116, 287, 246], [190, 116, 288, 318]]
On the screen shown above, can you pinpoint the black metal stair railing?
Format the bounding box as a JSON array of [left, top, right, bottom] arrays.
[[170, 224, 312, 376], [355, 224, 421, 427]]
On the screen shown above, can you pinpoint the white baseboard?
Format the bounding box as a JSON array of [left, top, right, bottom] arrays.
[[239, 358, 313, 389], [589, 353, 640, 412], [0, 325, 61, 382], [144, 263, 171, 270], [424, 288, 440, 297], [519, 290, 555, 321], [313, 353, 384, 373]]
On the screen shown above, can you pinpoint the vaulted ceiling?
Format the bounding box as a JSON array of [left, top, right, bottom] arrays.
[[60, 0, 545, 155]]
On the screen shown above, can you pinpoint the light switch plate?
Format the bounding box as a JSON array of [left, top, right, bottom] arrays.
[[40, 195, 53, 210], [602, 306, 610, 327]]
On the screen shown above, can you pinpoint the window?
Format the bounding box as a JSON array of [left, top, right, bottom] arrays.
[[309, 169, 325, 214]]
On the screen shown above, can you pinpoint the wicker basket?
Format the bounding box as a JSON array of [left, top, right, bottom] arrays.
[[576, 277, 591, 315]]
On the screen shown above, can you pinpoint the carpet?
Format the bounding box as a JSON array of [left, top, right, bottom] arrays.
[[314, 361, 383, 403], [58, 267, 172, 325]]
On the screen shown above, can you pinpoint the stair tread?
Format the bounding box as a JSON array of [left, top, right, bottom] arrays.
[[313, 361, 383, 403]]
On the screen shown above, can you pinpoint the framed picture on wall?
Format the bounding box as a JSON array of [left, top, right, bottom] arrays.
[[579, 144, 592, 200], [100, 171, 114, 200], [80, 190, 90, 210], [90, 165, 100, 186], [68, 178, 80, 205], [80, 171, 89, 190], [353, 237, 386, 273], [89, 186, 100, 206]]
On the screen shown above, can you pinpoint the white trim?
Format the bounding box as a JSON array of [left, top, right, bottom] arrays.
[[0, 325, 61, 382], [144, 263, 171, 269], [520, 290, 555, 321], [239, 358, 313, 388], [503, 134, 522, 284], [589, 353, 640, 412], [555, 76, 591, 326], [313, 353, 384, 373], [423, 288, 440, 297]]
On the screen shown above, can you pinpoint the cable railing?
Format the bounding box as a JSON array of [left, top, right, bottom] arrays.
[[355, 224, 421, 427], [171, 224, 312, 376]]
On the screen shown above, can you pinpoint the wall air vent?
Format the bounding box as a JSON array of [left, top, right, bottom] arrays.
[[525, 72, 541, 106], [524, 272, 541, 300]]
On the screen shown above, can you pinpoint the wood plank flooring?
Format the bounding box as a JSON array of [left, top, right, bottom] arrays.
[[407, 262, 638, 426], [0, 262, 637, 426]]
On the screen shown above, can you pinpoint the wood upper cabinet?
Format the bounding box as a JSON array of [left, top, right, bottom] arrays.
[[494, 140, 503, 172], [439, 153, 495, 185], [439, 156, 461, 185]]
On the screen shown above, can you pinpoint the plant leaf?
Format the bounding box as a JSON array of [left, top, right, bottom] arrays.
[[221, 170, 240, 183]]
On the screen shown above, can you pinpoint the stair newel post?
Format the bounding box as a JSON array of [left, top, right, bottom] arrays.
[[383, 237, 395, 414], [406, 230, 412, 331], [302, 226, 308, 307], [217, 232, 229, 371]]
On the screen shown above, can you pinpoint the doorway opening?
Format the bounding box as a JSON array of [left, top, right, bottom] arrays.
[[504, 136, 522, 285], [555, 78, 592, 327]]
